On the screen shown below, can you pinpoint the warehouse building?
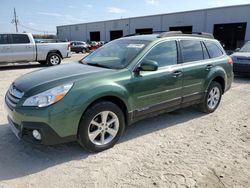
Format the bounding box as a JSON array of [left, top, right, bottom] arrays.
[[57, 4, 250, 50]]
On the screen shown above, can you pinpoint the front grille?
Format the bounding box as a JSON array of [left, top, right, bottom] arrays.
[[5, 85, 24, 110], [233, 63, 250, 73], [237, 57, 250, 61]]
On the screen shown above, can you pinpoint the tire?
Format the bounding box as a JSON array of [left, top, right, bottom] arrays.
[[47, 53, 61, 66], [198, 81, 222, 113], [78, 101, 125, 152], [82, 48, 87, 53]]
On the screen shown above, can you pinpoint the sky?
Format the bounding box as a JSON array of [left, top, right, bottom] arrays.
[[0, 0, 249, 34]]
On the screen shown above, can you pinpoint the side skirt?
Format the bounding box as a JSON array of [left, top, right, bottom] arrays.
[[128, 92, 205, 125]]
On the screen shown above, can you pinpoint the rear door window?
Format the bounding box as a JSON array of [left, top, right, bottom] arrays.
[[204, 41, 224, 58], [0, 34, 9, 44], [11, 34, 30, 44], [180, 40, 203, 63]]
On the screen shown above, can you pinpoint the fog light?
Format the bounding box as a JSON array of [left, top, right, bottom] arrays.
[[32, 130, 41, 140]]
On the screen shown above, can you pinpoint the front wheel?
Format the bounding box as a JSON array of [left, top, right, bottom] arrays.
[[47, 53, 61, 66], [198, 81, 222, 113], [78, 101, 125, 152]]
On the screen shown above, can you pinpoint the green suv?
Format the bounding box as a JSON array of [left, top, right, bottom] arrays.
[[5, 32, 233, 152]]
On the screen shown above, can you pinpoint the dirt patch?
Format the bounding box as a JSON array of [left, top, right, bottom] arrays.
[[0, 58, 249, 187]]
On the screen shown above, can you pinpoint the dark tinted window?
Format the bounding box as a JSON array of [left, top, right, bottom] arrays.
[[0, 34, 9, 44], [143, 41, 177, 67], [11, 34, 30, 44], [204, 41, 223, 58], [181, 40, 203, 63]]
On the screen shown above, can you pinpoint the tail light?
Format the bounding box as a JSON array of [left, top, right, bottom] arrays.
[[67, 44, 71, 50], [228, 57, 233, 65]]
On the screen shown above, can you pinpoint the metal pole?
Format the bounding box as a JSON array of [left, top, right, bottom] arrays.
[[13, 8, 18, 32]]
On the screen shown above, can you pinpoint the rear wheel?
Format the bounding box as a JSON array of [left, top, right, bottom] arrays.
[[198, 81, 222, 113], [82, 48, 87, 53], [78, 101, 125, 152], [47, 53, 61, 66]]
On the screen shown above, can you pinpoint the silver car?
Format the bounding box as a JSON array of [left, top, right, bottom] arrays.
[[0, 33, 71, 66]]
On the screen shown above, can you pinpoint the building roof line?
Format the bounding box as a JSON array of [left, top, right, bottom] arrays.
[[57, 4, 250, 28]]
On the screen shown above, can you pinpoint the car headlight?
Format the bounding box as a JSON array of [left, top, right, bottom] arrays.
[[23, 83, 73, 107]]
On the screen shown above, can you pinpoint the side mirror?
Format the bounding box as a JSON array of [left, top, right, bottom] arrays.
[[235, 48, 240, 52], [138, 60, 158, 72]]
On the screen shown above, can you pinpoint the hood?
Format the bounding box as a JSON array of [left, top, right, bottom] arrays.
[[231, 52, 250, 64], [231, 52, 250, 58], [13, 62, 111, 93]]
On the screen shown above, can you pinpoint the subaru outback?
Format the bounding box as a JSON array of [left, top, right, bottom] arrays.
[[5, 31, 233, 152]]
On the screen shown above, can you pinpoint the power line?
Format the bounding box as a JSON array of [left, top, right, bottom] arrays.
[[10, 8, 55, 34], [18, 23, 55, 34]]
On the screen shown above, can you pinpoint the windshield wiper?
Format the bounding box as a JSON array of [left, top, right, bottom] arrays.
[[86, 62, 111, 69]]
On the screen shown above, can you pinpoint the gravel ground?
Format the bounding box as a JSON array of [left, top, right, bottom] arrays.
[[0, 54, 249, 188]]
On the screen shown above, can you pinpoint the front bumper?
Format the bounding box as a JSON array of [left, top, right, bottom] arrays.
[[4, 95, 78, 145], [7, 116, 76, 145], [66, 52, 72, 58], [233, 63, 250, 74]]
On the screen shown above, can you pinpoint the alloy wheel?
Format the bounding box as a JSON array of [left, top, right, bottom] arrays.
[[50, 55, 60, 65], [207, 86, 220, 110], [88, 111, 119, 145]]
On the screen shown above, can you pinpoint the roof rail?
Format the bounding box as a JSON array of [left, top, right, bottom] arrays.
[[124, 31, 169, 37], [124, 33, 141, 37], [158, 31, 214, 39]]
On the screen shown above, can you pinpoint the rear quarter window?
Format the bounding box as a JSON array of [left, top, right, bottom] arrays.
[[204, 41, 224, 58], [180, 40, 203, 63], [11, 34, 30, 44]]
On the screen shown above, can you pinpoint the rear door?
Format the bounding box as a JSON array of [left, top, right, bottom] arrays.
[[0, 34, 12, 62], [10, 34, 35, 62], [179, 39, 211, 104], [132, 40, 183, 116]]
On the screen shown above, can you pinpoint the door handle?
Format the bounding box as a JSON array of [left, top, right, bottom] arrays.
[[26, 46, 32, 49], [173, 70, 183, 78], [206, 64, 213, 70], [3, 46, 10, 49]]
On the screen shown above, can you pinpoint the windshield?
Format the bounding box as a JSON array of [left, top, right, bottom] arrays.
[[240, 42, 250, 52], [81, 39, 149, 69]]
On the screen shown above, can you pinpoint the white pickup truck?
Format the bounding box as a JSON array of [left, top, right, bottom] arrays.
[[0, 33, 71, 66]]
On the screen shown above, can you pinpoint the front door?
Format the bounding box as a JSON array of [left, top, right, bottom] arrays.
[[132, 40, 183, 117], [0, 34, 12, 63]]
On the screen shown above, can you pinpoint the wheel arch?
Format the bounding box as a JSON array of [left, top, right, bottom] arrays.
[[47, 50, 63, 59], [212, 76, 225, 94], [91, 96, 128, 121], [76, 95, 130, 138], [205, 67, 227, 94]]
